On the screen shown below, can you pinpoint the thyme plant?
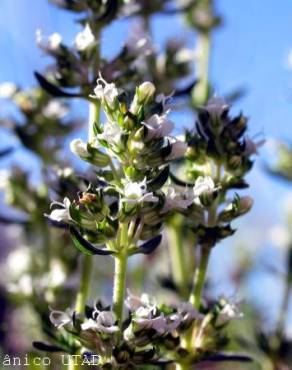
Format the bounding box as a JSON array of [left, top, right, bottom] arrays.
[[0, 0, 265, 369]]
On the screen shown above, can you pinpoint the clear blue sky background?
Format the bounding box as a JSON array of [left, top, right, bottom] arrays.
[[1, 0, 292, 327]]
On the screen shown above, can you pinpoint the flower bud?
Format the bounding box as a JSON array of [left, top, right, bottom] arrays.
[[137, 82, 156, 103], [127, 139, 145, 154], [218, 195, 253, 222], [123, 115, 136, 131], [70, 138, 89, 158], [74, 24, 95, 52], [228, 155, 242, 170], [133, 127, 145, 141], [130, 82, 156, 115], [216, 298, 243, 326], [238, 196, 253, 214], [70, 138, 110, 167]]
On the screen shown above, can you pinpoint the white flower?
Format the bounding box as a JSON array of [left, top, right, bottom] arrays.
[[162, 187, 194, 213], [7, 247, 31, 278], [45, 260, 66, 288], [42, 100, 68, 119], [122, 178, 158, 204], [47, 197, 71, 223], [97, 121, 123, 145], [92, 76, 118, 109], [70, 138, 89, 158], [0, 82, 17, 99], [143, 113, 174, 139], [134, 314, 167, 334], [155, 92, 174, 109], [216, 298, 243, 326], [125, 291, 156, 313], [74, 24, 95, 51], [36, 29, 62, 53], [133, 304, 181, 333], [167, 313, 183, 331], [81, 311, 119, 334], [50, 308, 73, 329], [125, 292, 182, 336], [176, 302, 202, 322], [8, 275, 33, 296], [193, 176, 215, 197], [165, 138, 188, 160]]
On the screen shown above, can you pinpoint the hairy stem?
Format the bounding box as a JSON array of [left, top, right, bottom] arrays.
[[113, 223, 129, 328], [113, 253, 128, 327], [71, 255, 93, 370], [75, 255, 93, 314], [168, 214, 189, 299], [74, 102, 101, 315], [189, 245, 211, 309]]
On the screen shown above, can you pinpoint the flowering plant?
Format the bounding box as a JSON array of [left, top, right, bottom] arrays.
[[0, 1, 278, 370]]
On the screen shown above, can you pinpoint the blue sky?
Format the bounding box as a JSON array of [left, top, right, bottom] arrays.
[[1, 0, 292, 325]]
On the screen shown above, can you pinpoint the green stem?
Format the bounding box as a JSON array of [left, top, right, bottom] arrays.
[[88, 101, 100, 143], [75, 255, 93, 314], [113, 253, 128, 327], [168, 215, 189, 299], [189, 200, 217, 309], [192, 32, 211, 106], [73, 102, 100, 316], [72, 257, 92, 370], [189, 245, 211, 309], [112, 223, 129, 329]]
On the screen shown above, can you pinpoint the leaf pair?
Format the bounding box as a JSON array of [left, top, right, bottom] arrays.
[[70, 226, 162, 256]]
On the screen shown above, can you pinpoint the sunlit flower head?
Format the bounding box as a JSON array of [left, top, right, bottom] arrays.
[[92, 76, 119, 109], [36, 29, 62, 53], [122, 178, 159, 204], [74, 24, 95, 51], [143, 113, 174, 139]]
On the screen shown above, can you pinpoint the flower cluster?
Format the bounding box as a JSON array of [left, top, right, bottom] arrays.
[[174, 98, 261, 248], [37, 293, 246, 369], [35, 3, 195, 103], [48, 79, 191, 252]]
